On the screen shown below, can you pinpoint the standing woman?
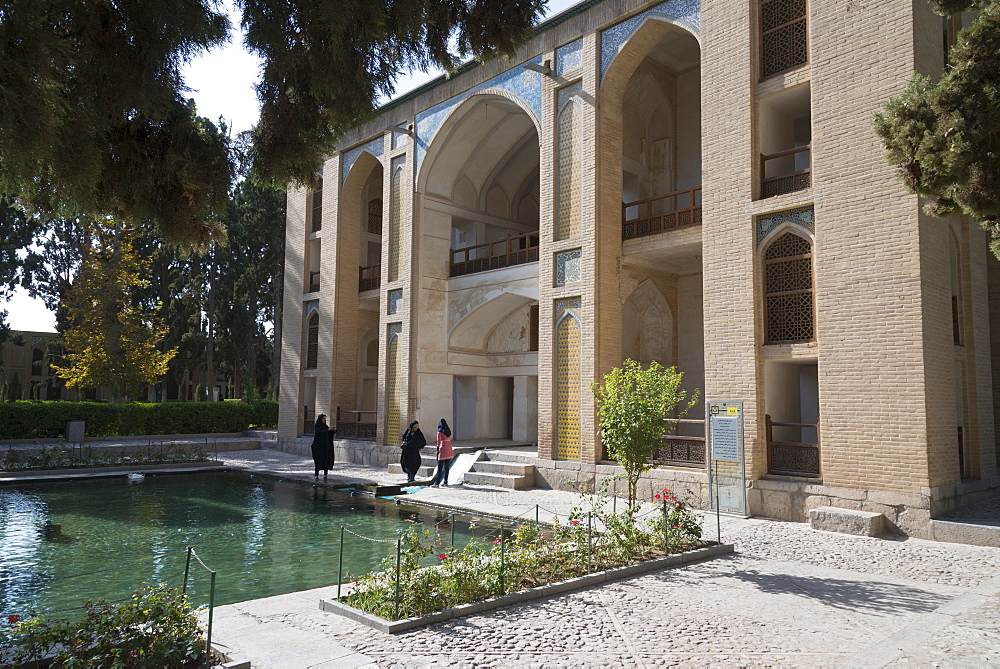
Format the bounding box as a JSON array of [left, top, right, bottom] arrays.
[[311, 414, 336, 479], [399, 420, 426, 483], [431, 418, 453, 488]]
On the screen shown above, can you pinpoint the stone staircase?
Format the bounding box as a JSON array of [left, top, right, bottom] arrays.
[[464, 450, 536, 490], [387, 452, 438, 480]]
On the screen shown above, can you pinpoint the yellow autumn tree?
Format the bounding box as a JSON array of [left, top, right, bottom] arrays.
[[54, 218, 175, 401]]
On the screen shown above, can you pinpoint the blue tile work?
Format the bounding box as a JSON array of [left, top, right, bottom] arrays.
[[414, 59, 545, 173], [556, 39, 583, 76], [555, 249, 583, 285], [755, 205, 815, 248], [600, 0, 700, 79], [340, 136, 385, 185], [387, 289, 403, 315], [304, 299, 319, 317], [555, 297, 582, 321]]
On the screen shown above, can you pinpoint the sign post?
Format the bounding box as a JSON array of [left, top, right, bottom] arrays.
[[706, 401, 748, 542]]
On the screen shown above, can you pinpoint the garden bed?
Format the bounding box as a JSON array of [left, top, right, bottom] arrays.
[[321, 542, 733, 633]]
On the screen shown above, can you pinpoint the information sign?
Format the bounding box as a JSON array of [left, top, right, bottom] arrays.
[[706, 400, 747, 517]]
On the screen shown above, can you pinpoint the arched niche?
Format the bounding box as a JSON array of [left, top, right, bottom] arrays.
[[622, 279, 674, 366], [450, 293, 536, 352]]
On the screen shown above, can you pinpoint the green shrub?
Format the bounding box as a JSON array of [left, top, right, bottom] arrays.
[[346, 478, 705, 620], [0, 400, 279, 440], [1, 585, 205, 668]]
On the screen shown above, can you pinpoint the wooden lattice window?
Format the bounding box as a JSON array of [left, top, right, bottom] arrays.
[[760, 0, 808, 79], [368, 198, 383, 234], [306, 312, 319, 369], [529, 304, 539, 352], [310, 178, 324, 232], [764, 232, 814, 343]]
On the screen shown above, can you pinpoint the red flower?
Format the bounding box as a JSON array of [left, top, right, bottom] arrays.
[[493, 538, 501, 544], [7, 615, 19, 625], [570, 519, 580, 526], [438, 554, 447, 560], [655, 494, 662, 500]]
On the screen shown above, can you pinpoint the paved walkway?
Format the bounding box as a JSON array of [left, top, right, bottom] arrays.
[[208, 449, 1000, 668]]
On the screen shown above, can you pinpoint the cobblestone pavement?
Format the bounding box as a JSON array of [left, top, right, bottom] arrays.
[[208, 449, 1000, 668]]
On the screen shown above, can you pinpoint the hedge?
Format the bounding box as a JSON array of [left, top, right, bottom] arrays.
[[0, 399, 278, 440]]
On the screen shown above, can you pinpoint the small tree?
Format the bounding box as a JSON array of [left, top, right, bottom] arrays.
[[873, 0, 1000, 256], [591, 359, 699, 511], [54, 218, 175, 401]]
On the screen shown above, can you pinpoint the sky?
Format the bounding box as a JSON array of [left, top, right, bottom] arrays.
[[5, 0, 581, 333]]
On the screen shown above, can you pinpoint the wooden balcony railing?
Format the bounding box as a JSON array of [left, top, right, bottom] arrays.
[[622, 187, 702, 241], [307, 271, 320, 293], [761, 145, 811, 199], [650, 419, 706, 468], [449, 232, 539, 278], [336, 406, 377, 441], [359, 265, 380, 292], [766, 414, 820, 477]]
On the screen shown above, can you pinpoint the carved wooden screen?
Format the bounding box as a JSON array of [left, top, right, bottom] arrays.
[[306, 312, 319, 369], [760, 0, 808, 79], [368, 198, 383, 234], [764, 232, 814, 343], [310, 178, 323, 232]]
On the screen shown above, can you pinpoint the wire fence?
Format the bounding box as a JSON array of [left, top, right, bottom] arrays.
[[182, 546, 217, 668], [2, 546, 218, 667], [332, 496, 705, 621]]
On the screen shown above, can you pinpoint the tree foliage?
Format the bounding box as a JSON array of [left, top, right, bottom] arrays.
[[0, 3, 232, 246], [241, 0, 547, 187], [53, 219, 176, 400], [0, 0, 546, 241], [590, 360, 699, 511], [874, 0, 1000, 255]]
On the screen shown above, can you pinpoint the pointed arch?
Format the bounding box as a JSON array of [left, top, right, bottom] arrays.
[[762, 230, 814, 343], [417, 91, 542, 195], [385, 324, 403, 441], [622, 279, 673, 366], [305, 312, 319, 369], [555, 309, 582, 460]]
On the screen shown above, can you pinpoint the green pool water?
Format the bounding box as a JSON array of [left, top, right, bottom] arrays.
[[0, 471, 492, 619]]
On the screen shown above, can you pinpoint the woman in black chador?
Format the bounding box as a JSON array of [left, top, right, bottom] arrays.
[[311, 414, 336, 479], [399, 420, 426, 483]]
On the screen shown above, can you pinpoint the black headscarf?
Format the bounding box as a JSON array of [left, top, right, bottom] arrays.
[[437, 418, 451, 438], [314, 414, 327, 431]]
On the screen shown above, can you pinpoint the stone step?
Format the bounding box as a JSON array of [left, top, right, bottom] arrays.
[[472, 461, 535, 483], [482, 450, 538, 464], [463, 471, 532, 490], [387, 463, 436, 477]]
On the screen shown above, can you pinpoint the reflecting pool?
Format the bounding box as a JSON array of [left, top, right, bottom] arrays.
[[0, 471, 491, 618]]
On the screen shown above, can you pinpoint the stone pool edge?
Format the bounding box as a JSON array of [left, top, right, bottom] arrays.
[[0, 461, 228, 482], [319, 542, 735, 633]]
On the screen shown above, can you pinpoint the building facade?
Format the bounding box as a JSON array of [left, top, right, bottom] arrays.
[[278, 0, 1000, 536]]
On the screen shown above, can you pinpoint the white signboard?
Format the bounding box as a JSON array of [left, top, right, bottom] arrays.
[[706, 401, 747, 517]]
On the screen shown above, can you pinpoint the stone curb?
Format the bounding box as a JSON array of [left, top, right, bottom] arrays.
[[319, 542, 734, 633], [0, 461, 227, 482]]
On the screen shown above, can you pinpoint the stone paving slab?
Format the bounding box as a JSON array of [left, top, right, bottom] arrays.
[[205, 449, 1000, 668]]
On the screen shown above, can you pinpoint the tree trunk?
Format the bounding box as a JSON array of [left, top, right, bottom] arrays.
[[204, 253, 216, 401]]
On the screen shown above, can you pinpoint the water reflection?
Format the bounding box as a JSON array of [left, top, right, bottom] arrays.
[[0, 472, 495, 619]]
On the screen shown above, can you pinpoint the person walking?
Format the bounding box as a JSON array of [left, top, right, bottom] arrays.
[[311, 414, 336, 479], [399, 420, 426, 483], [431, 418, 454, 488]]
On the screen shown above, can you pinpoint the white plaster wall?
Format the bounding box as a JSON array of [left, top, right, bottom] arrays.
[[453, 375, 477, 440], [486, 304, 532, 353], [677, 272, 705, 421], [676, 68, 702, 191], [765, 361, 801, 442]]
